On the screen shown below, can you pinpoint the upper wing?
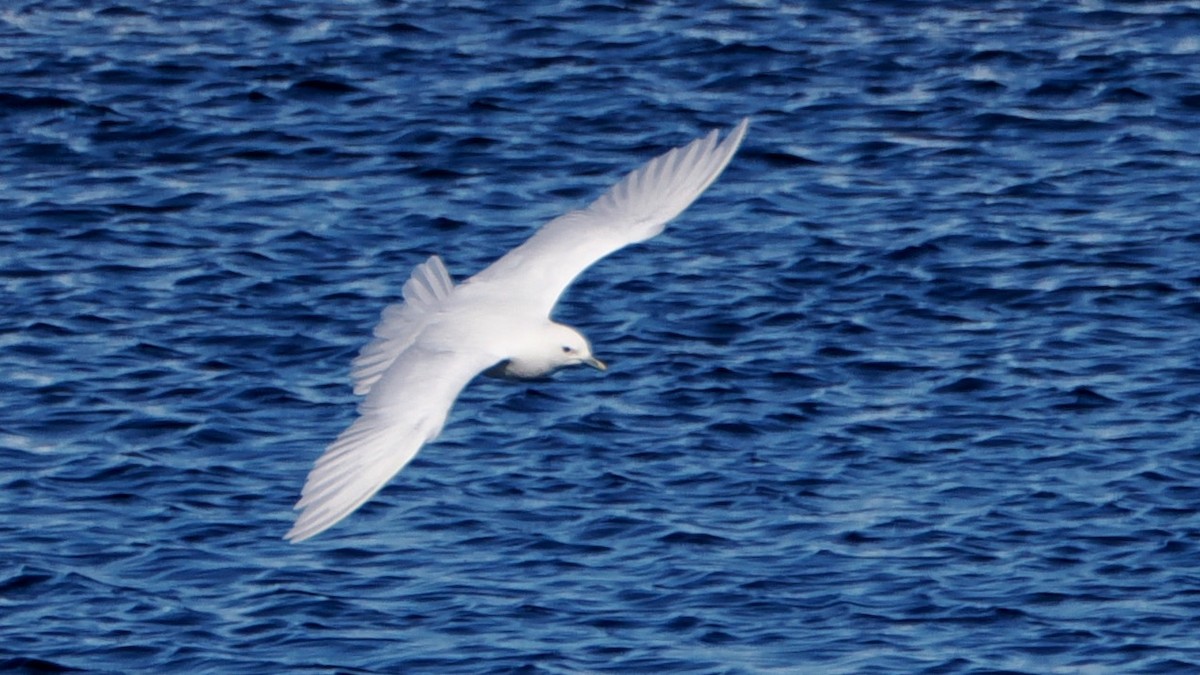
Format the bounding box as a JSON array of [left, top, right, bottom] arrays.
[[286, 344, 497, 542], [464, 118, 749, 314]]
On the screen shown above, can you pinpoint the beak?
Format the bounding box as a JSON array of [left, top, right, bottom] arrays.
[[585, 356, 607, 371]]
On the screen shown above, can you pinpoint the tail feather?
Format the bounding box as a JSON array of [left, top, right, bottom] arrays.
[[350, 255, 453, 396]]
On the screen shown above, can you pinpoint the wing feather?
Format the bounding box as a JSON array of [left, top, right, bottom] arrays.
[[286, 346, 495, 542], [464, 118, 749, 314]]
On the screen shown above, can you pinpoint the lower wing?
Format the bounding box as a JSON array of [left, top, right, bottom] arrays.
[[287, 345, 497, 542]]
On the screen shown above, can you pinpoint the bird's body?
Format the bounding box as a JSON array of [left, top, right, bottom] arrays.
[[287, 118, 749, 542]]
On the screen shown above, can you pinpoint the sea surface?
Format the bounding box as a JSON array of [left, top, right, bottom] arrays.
[[2, 1, 1200, 673]]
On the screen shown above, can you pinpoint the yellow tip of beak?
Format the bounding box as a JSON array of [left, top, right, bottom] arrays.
[[587, 357, 607, 371]]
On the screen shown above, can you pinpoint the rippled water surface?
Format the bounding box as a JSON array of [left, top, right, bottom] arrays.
[[3, 1, 1200, 672]]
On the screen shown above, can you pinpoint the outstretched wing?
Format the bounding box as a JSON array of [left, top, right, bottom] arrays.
[[464, 118, 749, 315], [286, 345, 497, 542]]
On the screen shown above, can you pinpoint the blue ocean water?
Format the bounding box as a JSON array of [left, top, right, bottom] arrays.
[[3, 0, 1200, 672]]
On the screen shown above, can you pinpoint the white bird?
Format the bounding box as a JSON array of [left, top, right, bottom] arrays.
[[287, 118, 750, 542]]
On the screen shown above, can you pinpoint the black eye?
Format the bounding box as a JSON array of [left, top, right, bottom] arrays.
[[562, 346, 572, 353]]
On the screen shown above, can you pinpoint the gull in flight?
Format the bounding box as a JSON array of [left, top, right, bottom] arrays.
[[287, 118, 749, 541]]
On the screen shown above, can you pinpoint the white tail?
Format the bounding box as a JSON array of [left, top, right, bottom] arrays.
[[349, 255, 454, 396]]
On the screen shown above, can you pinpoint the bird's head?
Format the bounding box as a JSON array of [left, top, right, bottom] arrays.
[[483, 321, 606, 380], [549, 322, 607, 373], [480, 317, 604, 374]]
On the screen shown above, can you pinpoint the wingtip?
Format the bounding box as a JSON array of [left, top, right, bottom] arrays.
[[283, 512, 329, 543], [724, 117, 751, 152], [283, 515, 314, 543]]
